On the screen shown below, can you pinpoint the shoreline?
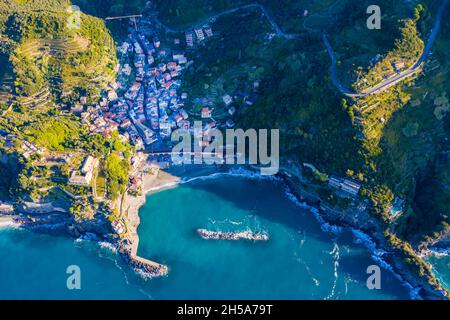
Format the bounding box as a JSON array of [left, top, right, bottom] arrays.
[[119, 163, 181, 278], [276, 170, 450, 300], [121, 162, 449, 298], [2, 163, 448, 298], [119, 164, 271, 278]]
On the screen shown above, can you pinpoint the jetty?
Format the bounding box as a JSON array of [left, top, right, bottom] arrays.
[[119, 240, 168, 278], [197, 229, 269, 241]]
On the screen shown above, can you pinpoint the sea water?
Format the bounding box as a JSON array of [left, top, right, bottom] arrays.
[[426, 253, 450, 291], [0, 172, 411, 299]]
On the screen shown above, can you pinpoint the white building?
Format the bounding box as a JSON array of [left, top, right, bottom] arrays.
[[69, 156, 99, 187], [223, 94, 233, 106]]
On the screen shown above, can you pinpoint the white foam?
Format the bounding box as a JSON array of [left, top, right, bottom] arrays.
[[283, 186, 343, 235], [429, 247, 450, 256], [324, 243, 340, 300], [281, 176, 422, 299], [181, 167, 279, 185], [98, 241, 118, 253], [351, 228, 422, 299]]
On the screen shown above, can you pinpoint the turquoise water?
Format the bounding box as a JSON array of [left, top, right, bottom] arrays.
[[0, 172, 412, 299], [426, 254, 450, 291], [0, 229, 148, 299]]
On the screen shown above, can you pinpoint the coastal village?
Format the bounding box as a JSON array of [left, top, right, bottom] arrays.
[[0, 12, 382, 239], [0, 11, 259, 278], [78, 17, 231, 154], [0, 5, 411, 279]]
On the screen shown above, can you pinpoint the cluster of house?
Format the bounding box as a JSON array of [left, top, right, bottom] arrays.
[[68, 155, 99, 187], [66, 14, 259, 157], [328, 175, 361, 197], [328, 173, 404, 218], [75, 25, 203, 150], [185, 25, 213, 47], [71, 91, 125, 142], [119, 32, 193, 145], [66, 17, 257, 159]]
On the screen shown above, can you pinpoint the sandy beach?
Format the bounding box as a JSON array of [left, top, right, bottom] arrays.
[[120, 163, 181, 276], [123, 163, 181, 237]]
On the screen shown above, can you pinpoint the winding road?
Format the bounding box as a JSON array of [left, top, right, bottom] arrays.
[[151, 0, 449, 98], [324, 0, 449, 98], [152, 3, 300, 39]]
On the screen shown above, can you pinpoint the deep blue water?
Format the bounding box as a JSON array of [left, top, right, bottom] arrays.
[[0, 173, 413, 299]]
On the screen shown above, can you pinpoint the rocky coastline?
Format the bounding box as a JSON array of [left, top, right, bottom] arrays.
[[1, 163, 449, 298], [277, 169, 450, 300]]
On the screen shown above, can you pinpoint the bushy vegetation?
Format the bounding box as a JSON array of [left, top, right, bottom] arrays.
[[354, 13, 424, 92], [24, 118, 80, 150], [351, 3, 450, 243], [104, 152, 129, 200]]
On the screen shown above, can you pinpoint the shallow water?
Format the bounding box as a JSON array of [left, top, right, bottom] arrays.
[[0, 173, 411, 299]]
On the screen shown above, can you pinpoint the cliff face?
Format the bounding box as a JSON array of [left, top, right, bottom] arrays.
[[0, 150, 20, 200], [279, 168, 449, 300]]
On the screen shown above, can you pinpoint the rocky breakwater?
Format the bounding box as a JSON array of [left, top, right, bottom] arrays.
[[197, 229, 269, 241], [117, 241, 168, 279]]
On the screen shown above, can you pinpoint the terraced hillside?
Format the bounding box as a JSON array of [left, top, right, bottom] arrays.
[[0, 0, 118, 106], [0, 0, 128, 211]]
